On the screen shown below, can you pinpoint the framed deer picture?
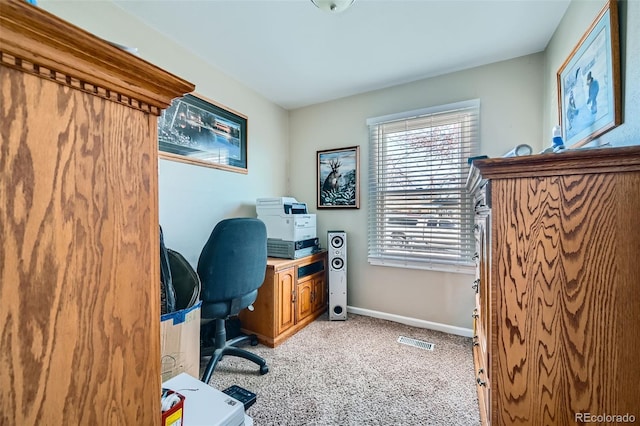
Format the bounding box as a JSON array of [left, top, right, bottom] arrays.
[[317, 146, 360, 209]]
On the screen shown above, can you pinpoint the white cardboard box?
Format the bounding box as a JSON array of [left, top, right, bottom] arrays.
[[163, 373, 249, 426]]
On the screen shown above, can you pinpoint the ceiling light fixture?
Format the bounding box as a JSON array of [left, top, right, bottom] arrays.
[[311, 0, 355, 14]]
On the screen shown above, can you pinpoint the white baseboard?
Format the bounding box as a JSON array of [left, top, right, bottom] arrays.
[[346, 306, 474, 338]]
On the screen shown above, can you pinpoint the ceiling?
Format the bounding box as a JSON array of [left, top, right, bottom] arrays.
[[114, 0, 571, 110]]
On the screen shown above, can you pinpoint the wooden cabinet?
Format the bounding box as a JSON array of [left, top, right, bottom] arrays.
[[297, 272, 327, 321], [0, 1, 194, 424], [239, 251, 328, 347], [469, 179, 492, 425], [467, 146, 640, 425], [296, 278, 314, 321]]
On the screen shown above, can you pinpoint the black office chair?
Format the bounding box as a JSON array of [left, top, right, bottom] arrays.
[[198, 218, 269, 384]]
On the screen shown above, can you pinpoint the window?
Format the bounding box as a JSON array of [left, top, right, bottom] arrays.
[[366, 99, 479, 272]]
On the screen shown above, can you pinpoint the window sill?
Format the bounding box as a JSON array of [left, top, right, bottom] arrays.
[[368, 257, 475, 274]]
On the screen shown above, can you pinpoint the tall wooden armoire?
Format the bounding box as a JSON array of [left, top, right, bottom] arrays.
[[0, 1, 194, 424]]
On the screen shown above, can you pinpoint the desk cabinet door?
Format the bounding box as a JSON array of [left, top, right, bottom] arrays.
[[276, 267, 295, 335], [296, 280, 313, 322]]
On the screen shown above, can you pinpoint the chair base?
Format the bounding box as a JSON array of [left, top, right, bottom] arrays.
[[201, 322, 269, 384]]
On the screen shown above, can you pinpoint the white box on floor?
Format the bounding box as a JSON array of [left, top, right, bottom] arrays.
[[162, 373, 251, 426]]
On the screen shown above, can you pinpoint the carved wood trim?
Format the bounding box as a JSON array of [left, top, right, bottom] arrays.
[[0, 51, 160, 114], [472, 146, 640, 180], [0, 0, 194, 115]]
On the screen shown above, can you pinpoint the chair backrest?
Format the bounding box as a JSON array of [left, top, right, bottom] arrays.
[[168, 248, 201, 311], [197, 218, 267, 304]]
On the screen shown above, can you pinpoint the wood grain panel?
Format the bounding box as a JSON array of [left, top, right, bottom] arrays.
[[491, 172, 632, 425], [70, 90, 159, 424], [0, 64, 160, 425], [611, 172, 640, 416], [1, 67, 77, 425]]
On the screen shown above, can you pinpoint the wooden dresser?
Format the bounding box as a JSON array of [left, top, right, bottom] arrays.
[[239, 250, 328, 347], [466, 146, 640, 425], [0, 1, 194, 424]]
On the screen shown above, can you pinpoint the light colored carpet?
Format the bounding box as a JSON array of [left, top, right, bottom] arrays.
[[204, 313, 480, 426]]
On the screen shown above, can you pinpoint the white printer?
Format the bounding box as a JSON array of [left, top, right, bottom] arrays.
[[256, 197, 317, 242]]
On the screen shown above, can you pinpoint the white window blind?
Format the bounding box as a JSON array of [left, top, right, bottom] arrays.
[[366, 99, 479, 272]]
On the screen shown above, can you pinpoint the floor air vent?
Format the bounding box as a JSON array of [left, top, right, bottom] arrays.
[[398, 336, 435, 351]]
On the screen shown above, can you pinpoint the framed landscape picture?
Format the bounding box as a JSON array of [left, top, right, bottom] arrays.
[[556, 0, 620, 148], [158, 93, 248, 173], [317, 146, 360, 209]]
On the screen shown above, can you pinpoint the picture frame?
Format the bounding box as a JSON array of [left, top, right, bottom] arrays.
[[317, 146, 360, 209], [158, 93, 248, 173], [556, 0, 621, 148]]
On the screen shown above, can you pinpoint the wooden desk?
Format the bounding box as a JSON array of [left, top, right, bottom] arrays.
[[239, 250, 327, 347]]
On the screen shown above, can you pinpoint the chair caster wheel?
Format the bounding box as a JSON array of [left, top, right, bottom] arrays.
[[250, 336, 258, 346], [260, 365, 269, 375]]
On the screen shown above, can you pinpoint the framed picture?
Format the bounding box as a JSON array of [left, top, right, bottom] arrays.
[[158, 93, 248, 173], [317, 146, 360, 209], [556, 0, 621, 148]]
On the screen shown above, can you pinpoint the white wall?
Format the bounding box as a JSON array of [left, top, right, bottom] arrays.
[[39, 0, 290, 267], [544, 0, 640, 148], [289, 54, 545, 330], [37, 0, 546, 332], [39, 0, 639, 333]]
